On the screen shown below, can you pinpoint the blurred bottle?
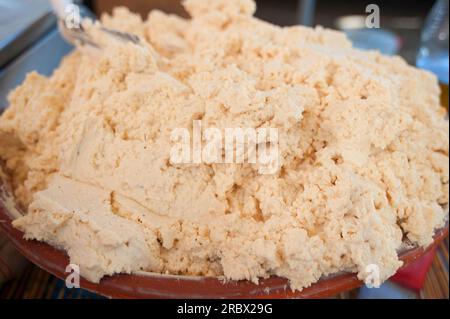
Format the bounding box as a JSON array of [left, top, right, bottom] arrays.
[[416, 0, 449, 108]]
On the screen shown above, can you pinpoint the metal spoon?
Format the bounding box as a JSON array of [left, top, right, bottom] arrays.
[[49, 0, 141, 48]]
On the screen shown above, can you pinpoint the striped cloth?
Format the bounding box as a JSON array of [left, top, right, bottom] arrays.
[[0, 229, 28, 288], [420, 237, 449, 299], [0, 264, 103, 299]]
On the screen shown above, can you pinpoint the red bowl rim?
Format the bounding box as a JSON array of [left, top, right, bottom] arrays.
[[0, 189, 448, 299]]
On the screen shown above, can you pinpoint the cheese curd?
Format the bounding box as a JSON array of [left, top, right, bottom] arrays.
[[0, 0, 448, 290]]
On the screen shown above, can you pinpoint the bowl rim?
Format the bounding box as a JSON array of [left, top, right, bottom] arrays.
[[0, 189, 448, 299]]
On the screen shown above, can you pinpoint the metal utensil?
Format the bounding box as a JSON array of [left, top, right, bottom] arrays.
[[49, 0, 140, 48]]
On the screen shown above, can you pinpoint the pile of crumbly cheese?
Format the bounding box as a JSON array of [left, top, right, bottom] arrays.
[[0, 0, 448, 290]]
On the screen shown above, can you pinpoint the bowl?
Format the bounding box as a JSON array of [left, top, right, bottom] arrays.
[[0, 182, 448, 299]]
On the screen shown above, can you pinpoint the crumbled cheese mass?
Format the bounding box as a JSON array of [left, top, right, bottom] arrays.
[[0, 0, 448, 290]]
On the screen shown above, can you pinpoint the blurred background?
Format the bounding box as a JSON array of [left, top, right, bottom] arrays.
[[91, 0, 436, 64], [0, 0, 448, 299], [0, 0, 447, 64]]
